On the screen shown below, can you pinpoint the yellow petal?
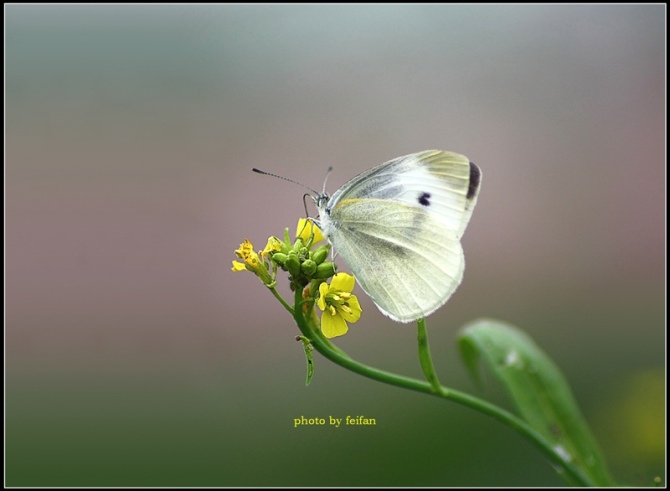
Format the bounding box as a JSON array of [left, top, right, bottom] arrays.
[[330, 272, 355, 293], [321, 310, 349, 338], [245, 254, 260, 268], [317, 282, 329, 311], [262, 236, 283, 258], [348, 295, 362, 315], [296, 218, 325, 244], [231, 260, 246, 272], [312, 225, 325, 244], [339, 295, 362, 323]]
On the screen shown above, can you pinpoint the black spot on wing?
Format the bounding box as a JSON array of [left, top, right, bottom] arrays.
[[418, 192, 431, 207], [467, 162, 481, 201]]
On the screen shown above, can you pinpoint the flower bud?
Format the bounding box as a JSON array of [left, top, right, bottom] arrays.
[[298, 247, 310, 260], [311, 245, 329, 265], [285, 255, 302, 277], [313, 261, 337, 279], [293, 238, 304, 252], [271, 252, 287, 266], [301, 259, 317, 275]]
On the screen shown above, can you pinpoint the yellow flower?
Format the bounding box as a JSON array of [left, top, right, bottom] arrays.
[[296, 218, 325, 245], [233, 239, 259, 270], [317, 273, 362, 338], [261, 236, 284, 259], [232, 239, 273, 285]]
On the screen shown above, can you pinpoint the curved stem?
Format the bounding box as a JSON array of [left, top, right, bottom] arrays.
[[293, 289, 594, 487], [417, 317, 444, 395]]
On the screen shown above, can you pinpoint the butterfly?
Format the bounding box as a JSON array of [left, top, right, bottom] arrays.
[[313, 150, 481, 323]]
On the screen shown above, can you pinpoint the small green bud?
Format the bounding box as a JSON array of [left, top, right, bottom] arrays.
[[301, 259, 317, 275], [313, 261, 337, 279], [272, 253, 288, 266], [311, 245, 329, 265], [293, 238, 304, 252], [285, 255, 301, 276]]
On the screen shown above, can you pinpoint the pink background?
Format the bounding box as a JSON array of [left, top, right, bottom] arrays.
[[7, 5, 665, 486]]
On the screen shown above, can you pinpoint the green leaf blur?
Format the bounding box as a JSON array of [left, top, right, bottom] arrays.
[[458, 319, 615, 487]]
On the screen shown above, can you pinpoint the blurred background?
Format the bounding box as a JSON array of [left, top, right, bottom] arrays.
[[6, 4, 664, 486]]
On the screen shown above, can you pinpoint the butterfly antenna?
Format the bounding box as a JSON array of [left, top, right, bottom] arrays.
[[252, 168, 319, 195], [322, 166, 334, 195], [302, 193, 312, 217]]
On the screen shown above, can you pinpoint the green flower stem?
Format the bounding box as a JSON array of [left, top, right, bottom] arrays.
[[293, 289, 593, 487], [417, 317, 444, 395]]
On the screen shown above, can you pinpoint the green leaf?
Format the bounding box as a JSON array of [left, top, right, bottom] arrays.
[[457, 318, 615, 487]]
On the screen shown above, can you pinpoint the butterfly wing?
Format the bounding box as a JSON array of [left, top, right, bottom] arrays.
[[325, 150, 481, 322]]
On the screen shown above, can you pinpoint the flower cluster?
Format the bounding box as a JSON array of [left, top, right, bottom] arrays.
[[233, 218, 362, 338], [269, 219, 335, 291]]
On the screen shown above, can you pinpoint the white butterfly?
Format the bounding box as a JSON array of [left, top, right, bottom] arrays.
[[314, 150, 481, 323]]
